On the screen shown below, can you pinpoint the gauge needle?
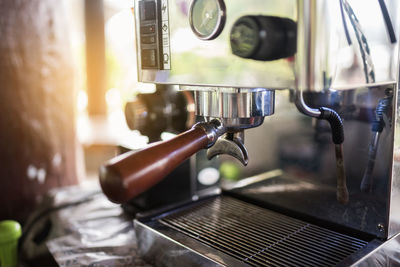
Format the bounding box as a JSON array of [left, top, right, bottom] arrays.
[[199, 10, 216, 28]]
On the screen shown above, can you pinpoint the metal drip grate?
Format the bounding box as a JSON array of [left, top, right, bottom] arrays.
[[159, 196, 368, 267]]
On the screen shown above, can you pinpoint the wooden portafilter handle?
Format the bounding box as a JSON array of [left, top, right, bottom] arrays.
[[99, 120, 224, 203]]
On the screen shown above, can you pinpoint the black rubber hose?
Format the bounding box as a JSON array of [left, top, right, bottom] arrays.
[[318, 107, 344, 145], [340, 0, 352, 45], [378, 0, 397, 43]]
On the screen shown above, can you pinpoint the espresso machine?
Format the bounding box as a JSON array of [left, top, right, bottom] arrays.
[[100, 0, 400, 265]]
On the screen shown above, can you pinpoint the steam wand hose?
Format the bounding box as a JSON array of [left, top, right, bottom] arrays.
[[295, 91, 348, 204]]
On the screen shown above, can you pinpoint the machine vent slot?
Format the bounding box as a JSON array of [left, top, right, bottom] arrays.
[[159, 196, 368, 267]]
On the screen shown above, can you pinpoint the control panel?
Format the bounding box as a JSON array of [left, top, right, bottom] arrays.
[[138, 0, 171, 70]]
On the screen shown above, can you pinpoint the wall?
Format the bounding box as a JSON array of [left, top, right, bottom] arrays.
[[0, 0, 78, 221]]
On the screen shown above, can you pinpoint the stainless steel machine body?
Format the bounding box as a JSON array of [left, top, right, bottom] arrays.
[[135, 0, 399, 90], [133, 0, 400, 266], [135, 85, 397, 266]]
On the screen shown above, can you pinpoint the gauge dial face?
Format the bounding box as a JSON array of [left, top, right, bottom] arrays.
[[189, 0, 226, 40]]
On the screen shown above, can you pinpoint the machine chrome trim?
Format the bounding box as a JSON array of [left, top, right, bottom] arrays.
[[350, 233, 400, 266], [135, 0, 400, 91], [194, 89, 275, 118], [294, 90, 321, 117], [388, 71, 400, 238]]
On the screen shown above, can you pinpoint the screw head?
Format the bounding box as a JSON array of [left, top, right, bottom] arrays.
[[377, 223, 385, 232]]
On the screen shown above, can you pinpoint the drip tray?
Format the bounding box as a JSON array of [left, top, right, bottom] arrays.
[[135, 196, 375, 267]]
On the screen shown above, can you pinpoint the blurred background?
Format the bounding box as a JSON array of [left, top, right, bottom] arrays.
[[0, 0, 153, 223], [73, 0, 151, 180], [0, 1, 159, 265]]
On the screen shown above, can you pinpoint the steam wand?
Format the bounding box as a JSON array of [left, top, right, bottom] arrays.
[[360, 89, 393, 192], [295, 90, 348, 204]]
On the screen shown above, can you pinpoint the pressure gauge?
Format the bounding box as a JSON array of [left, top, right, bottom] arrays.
[[189, 0, 226, 40]]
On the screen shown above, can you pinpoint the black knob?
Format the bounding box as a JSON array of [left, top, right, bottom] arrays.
[[124, 87, 191, 143], [125, 93, 167, 142], [125, 97, 150, 133], [230, 16, 297, 61]]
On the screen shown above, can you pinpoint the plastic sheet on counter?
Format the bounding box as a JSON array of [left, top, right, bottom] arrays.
[[22, 181, 151, 266]]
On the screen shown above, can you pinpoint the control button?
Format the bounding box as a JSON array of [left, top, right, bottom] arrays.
[[140, 1, 156, 21], [141, 49, 157, 68], [140, 25, 156, 34], [141, 35, 156, 44]]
